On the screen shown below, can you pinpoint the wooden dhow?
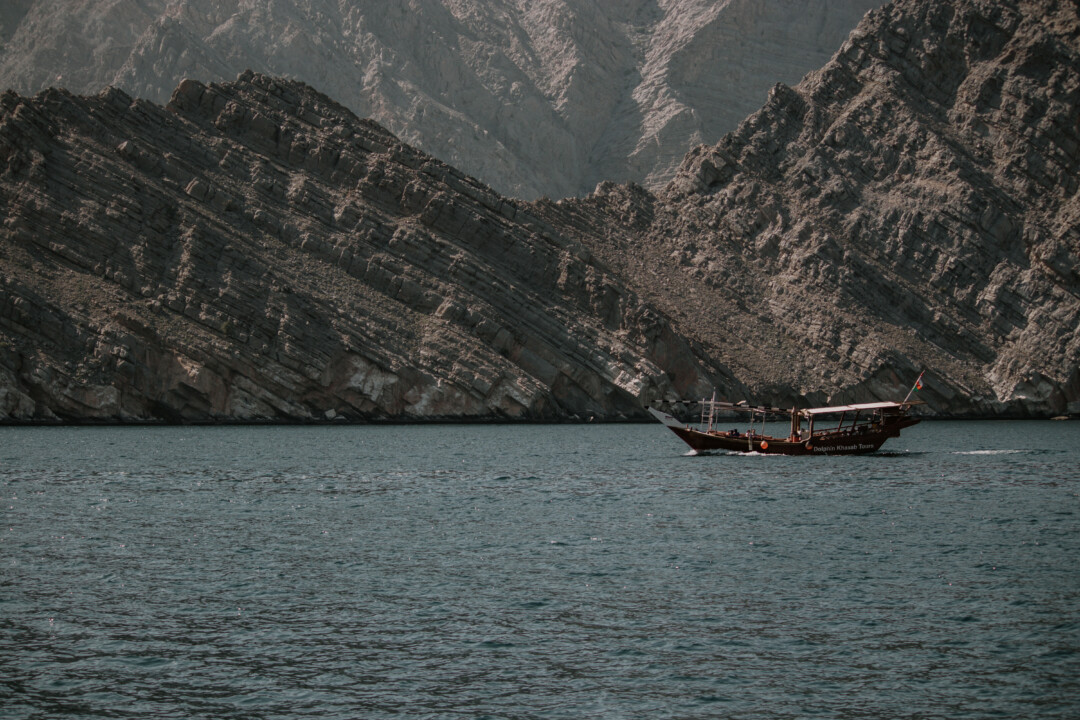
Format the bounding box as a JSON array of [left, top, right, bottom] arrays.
[[650, 374, 925, 455]]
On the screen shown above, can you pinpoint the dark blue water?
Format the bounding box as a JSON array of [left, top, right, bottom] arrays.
[[2, 421, 1078, 719]]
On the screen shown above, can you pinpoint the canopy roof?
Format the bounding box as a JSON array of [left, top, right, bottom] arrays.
[[801, 401, 904, 416], [703, 399, 920, 416]]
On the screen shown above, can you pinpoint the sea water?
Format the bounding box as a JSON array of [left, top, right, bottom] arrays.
[[2, 420, 1078, 719]]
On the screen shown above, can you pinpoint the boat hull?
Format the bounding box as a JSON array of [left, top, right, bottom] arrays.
[[664, 419, 920, 456]]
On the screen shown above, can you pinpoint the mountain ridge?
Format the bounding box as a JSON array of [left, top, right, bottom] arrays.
[[1, 0, 1078, 422]]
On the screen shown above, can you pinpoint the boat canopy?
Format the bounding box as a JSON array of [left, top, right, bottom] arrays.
[[801, 401, 905, 416]]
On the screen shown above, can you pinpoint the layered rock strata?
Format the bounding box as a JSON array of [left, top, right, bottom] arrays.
[[0, 72, 714, 422], [547, 0, 1080, 416], [2, 0, 1077, 422]]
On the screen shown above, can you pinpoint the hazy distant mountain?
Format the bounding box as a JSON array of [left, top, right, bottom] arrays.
[[0, 0, 882, 199]]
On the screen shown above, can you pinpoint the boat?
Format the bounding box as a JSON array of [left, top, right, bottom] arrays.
[[649, 374, 925, 456]]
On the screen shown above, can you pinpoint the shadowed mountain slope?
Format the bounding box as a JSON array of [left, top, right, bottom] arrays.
[[0, 73, 715, 422]]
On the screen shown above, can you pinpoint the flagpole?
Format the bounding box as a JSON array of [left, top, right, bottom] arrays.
[[901, 371, 925, 405]]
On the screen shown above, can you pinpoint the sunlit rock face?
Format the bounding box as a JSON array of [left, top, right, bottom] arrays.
[[0, 0, 882, 200], [544, 0, 1080, 417]]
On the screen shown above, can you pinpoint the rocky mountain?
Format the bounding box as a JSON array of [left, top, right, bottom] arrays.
[[0, 0, 883, 200], [0, 72, 718, 422], [1, 0, 1077, 423], [545, 0, 1080, 416]]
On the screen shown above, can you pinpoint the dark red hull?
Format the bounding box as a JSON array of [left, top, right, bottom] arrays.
[[665, 417, 920, 455]]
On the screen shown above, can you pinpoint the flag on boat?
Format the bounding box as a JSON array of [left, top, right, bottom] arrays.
[[901, 371, 926, 405]]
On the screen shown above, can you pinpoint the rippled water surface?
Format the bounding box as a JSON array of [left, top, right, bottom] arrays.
[[3, 420, 1078, 719]]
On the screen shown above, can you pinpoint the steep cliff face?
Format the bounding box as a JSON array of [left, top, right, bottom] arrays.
[[0, 0, 882, 199], [0, 73, 714, 422], [547, 0, 1079, 416]]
